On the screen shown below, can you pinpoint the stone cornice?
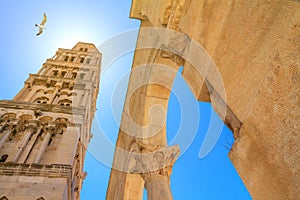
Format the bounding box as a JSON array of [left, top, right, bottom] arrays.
[[0, 163, 72, 178], [0, 100, 85, 116]]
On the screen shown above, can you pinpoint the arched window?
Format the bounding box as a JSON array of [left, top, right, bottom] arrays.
[[60, 91, 68, 96], [58, 99, 72, 106], [45, 90, 54, 94], [64, 56, 69, 62], [52, 70, 58, 77], [35, 97, 49, 104], [70, 56, 76, 62], [72, 72, 77, 79], [36, 197, 45, 200], [36, 89, 44, 94], [0, 196, 8, 200], [61, 71, 67, 78], [79, 57, 85, 63], [0, 154, 8, 162]]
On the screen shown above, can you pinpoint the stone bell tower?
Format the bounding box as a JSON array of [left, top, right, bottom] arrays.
[[0, 42, 101, 200]]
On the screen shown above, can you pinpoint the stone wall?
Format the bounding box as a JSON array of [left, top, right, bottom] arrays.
[[108, 1, 300, 199]]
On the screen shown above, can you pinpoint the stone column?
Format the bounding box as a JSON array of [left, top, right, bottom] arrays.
[[12, 120, 38, 163], [0, 119, 18, 150], [145, 175, 173, 200], [128, 145, 180, 200], [34, 121, 56, 164], [50, 83, 62, 104], [0, 120, 7, 133]]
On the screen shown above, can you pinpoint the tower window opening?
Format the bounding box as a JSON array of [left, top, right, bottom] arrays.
[[70, 56, 75, 62], [64, 56, 69, 62], [62, 82, 70, 89], [58, 99, 72, 106], [86, 58, 91, 64], [84, 48, 88, 52], [79, 48, 83, 51], [35, 97, 49, 104], [80, 57, 85, 63], [72, 72, 77, 79], [61, 71, 67, 78], [52, 70, 58, 77], [0, 154, 8, 162]]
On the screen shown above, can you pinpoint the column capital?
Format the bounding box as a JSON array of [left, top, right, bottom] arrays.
[[25, 120, 39, 130], [128, 144, 180, 177], [7, 119, 18, 129], [44, 121, 56, 133]]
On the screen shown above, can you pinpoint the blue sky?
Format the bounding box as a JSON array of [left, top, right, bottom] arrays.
[[0, 1, 251, 199]]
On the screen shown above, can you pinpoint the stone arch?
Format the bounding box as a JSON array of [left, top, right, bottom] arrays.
[[69, 92, 77, 97], [36, 89, 45, 94], [1, 113, 17, 122], [34, 96, 49, 104], [45, 90, 54, 95], [106, 24, 237, 200], [58, 99, 72, 106], [19, 114, 33, 121], [60, 91, 69, 96], [51, 69, 59, 77], [39, 116, 54, 126]]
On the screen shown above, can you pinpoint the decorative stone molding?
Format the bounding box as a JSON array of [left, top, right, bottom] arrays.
[[0, 163, 72, 178], [26, 120, 39, 130], [5, 118, 18, 131], [0, 100, 85, 116], [128, 144, 180, 176], [45, 121, 56, 133], [160, 0, 185, 31]]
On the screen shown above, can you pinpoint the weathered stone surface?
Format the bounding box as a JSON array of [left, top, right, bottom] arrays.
[[0, 42, 101, 199], [107, 0, 300, 199]]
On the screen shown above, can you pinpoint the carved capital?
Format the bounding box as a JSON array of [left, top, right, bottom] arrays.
[[55, 122, 67, 134], [25, 120, 39, 131], [6, 119, 18, 130], [128, 144, 180, 176], [160, 0, 185, 30], [44, 121, 56, 134]]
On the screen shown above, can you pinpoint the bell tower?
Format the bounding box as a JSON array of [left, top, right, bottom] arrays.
[[0, 42, 101, 200]]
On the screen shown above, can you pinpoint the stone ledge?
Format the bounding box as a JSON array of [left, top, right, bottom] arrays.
[[0, 163, 72, 178], [0, 100, 85, 116]]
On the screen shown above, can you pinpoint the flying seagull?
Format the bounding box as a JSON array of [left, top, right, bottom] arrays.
[[35, 13, 47, 36]]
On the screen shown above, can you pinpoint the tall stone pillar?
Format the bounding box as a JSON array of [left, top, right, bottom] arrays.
[[144, 175, 173, 200], [12, 120, 38, 163], [34, 121, 56, 164], [127, 145, 179, 199], [0, 119, 18, 150]]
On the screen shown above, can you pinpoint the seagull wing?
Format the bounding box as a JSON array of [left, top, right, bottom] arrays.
[[36, 28, 43, 36], [40, 13, 47, 26]]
